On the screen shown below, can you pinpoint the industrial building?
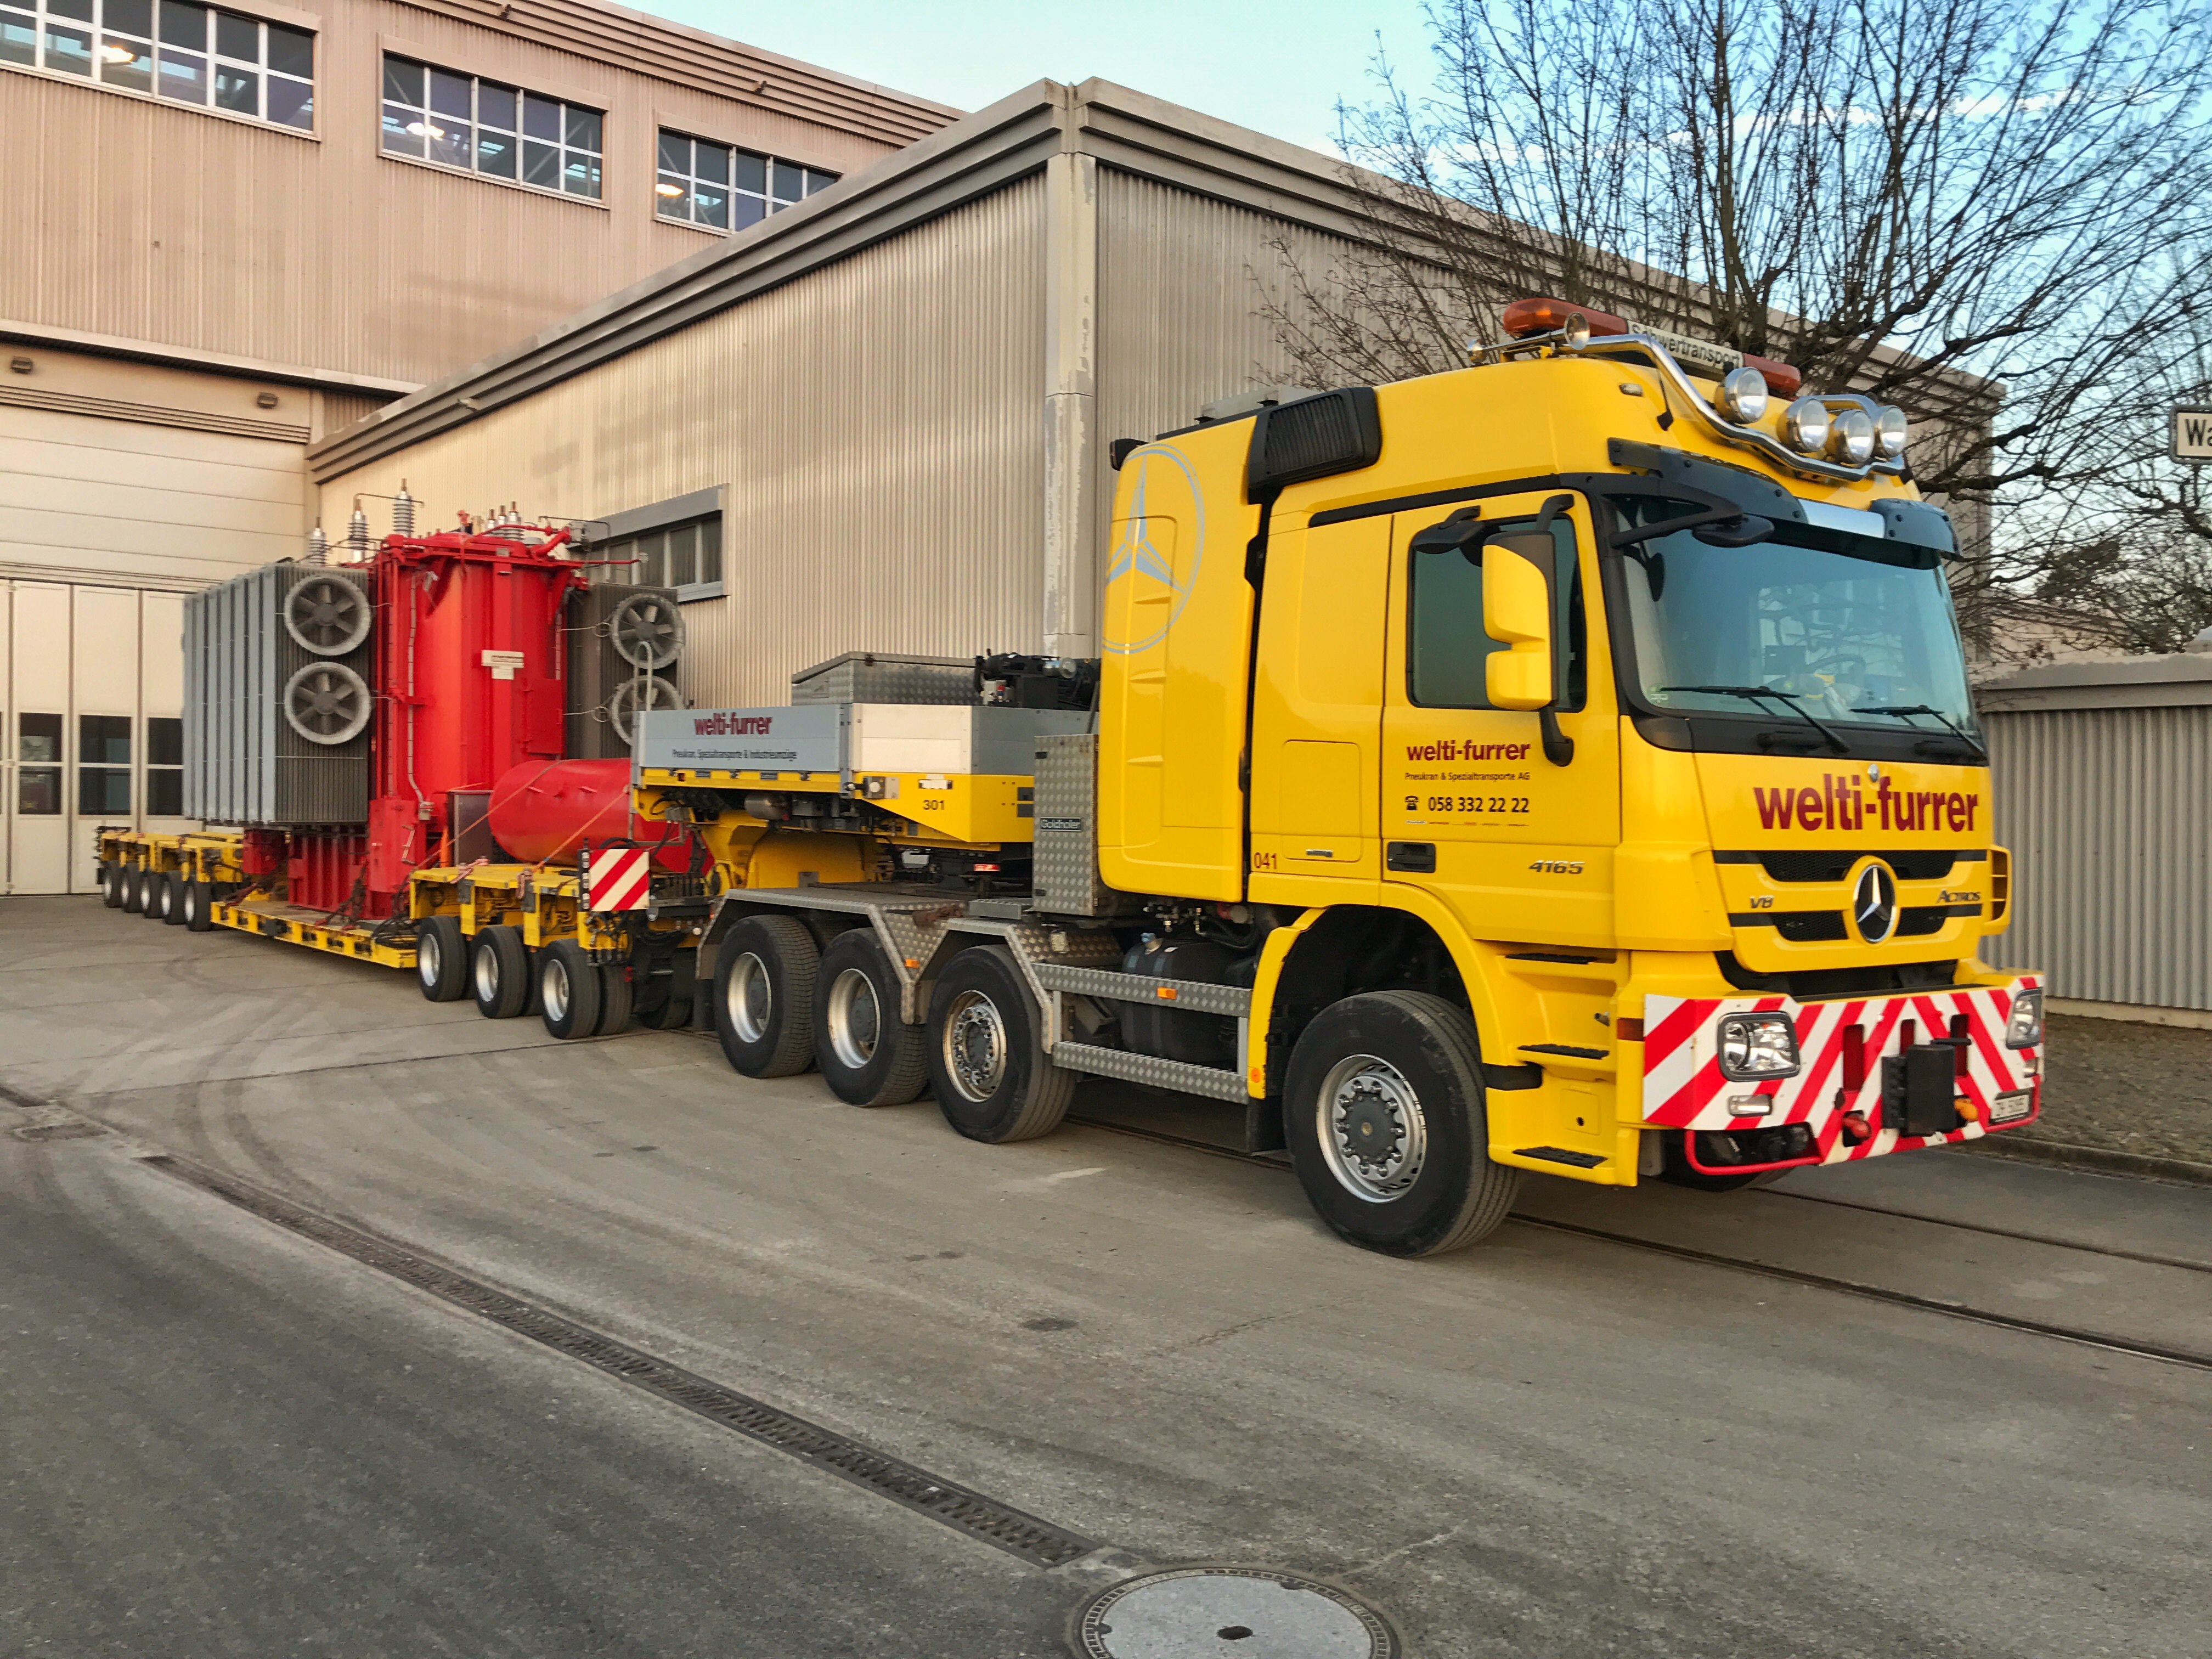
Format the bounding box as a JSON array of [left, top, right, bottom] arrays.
[[1, 0, 952, 893], [308, 78, 1404, 703]]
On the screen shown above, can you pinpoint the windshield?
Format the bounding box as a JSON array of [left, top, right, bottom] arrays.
[[1612, 497, 1980, 742]]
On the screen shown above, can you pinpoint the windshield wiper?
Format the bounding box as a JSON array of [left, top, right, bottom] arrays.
[[1850, 703, 1988, 761], [1658, 685, 1848, 753]]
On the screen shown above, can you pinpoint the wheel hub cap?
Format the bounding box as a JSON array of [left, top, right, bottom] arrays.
[[943, 991, 1006, 1103], [725, 953, 771, 1043], [1319, 1056, 1427, 1202], [826, 967, 880, 1070]]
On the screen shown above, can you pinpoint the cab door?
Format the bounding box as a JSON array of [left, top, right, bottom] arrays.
[[1247, 516, 1389, 904], [1380, 490, 1620, 947]]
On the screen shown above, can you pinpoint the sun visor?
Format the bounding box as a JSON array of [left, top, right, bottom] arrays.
[[1606, 440, 1805, 522]]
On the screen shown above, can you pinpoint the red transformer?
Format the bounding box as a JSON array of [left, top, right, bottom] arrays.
[[362, 522, 587, 905]]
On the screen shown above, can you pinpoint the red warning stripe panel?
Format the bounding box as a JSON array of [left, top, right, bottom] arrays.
[[586, 848, 651, 912]]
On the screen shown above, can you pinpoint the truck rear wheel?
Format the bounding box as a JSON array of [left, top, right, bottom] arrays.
[[713, 915, 818, 1077], [158, 872, 187, 925], [470, 926, 532, 1019], [1284, 991, 1520, 1256], [415, 916, 469, 1002], [100, 862, 125, 908], [538, 940, 603, 1039], [925, 944, 1071, 1143], [181, 878, 214, 932], [814, 928, 927, 1107], [122, 867, 147, 915]]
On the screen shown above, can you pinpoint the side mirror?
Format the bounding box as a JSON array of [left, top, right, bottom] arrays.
[[1483, 532, 1556, 710]]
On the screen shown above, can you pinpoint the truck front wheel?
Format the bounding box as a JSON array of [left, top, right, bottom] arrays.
[[1284, 991, 1520, 1256], [713, 915, 818, 1077], [925, 945, 1071, 1143], [814, 928, 927, 1107]]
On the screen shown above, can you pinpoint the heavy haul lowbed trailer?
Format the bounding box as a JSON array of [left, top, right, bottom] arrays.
[[99, 302, 2049, 1255]]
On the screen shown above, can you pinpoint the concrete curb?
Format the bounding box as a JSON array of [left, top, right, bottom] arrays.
[[1967, 1133, 2212, 1188]]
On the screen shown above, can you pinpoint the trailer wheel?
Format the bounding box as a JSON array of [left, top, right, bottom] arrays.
[[415, 916, 469, 1002], [1284, 991, 1520, 1256], [925, 945, 1071, 1143], [181, 879, 214, 932], [538, 940, 603, 1040], [99, 862, 124, 909], [812, 929, 928, 1107], [470, 926, 532, 1019], [158, 872, 187, 926], [597, 961, 635, 1037], [713, 915, 819, 1077], [121, 867, 146, 915]]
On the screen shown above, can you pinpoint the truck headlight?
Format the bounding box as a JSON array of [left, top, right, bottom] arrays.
[[1718, 1013, 1801, 1079], [2004, 988, 2043, 1048]]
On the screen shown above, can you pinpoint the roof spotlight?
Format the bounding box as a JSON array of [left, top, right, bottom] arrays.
[[1830, 408, 1876, 466], [1718, 365, 1768, 424], [1874, 405, 1908, 460], [1781, 397, 1831, 455], [1560, 311, 1591, 350]]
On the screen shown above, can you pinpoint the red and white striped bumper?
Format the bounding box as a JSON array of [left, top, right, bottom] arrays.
[[1640, 977, 2042, 1165]]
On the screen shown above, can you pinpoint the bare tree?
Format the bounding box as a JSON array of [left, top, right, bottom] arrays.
[[1266, 0, 2212, 647]]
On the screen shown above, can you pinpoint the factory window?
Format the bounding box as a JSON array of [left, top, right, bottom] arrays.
[[146, 715, 183, 815], [17, 712, 63, 816], [77, 714, 132, 814], [593, 516, 722, 600], [654, 127, 836, 230], [381, 54, 601, 200], [0, 0, 314, 129]]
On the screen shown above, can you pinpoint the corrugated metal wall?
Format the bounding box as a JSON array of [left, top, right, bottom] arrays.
[[1093, 171, 1365, 558], [0, 0, 930, 390], [317, 179, 1046, 708], [1981, 706, 2212, 1011]]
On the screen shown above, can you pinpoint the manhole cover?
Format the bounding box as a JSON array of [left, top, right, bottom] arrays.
[[1074, 1567, 1397, 1659]]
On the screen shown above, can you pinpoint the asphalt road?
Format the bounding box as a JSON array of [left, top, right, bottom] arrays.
[[3, 896, 2208, 1658]]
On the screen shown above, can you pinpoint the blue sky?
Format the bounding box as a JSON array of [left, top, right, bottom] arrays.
[[643, 1, 1436, 157]]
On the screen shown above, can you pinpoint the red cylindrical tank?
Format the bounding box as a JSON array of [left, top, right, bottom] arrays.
[[488, 759, 687, 870]]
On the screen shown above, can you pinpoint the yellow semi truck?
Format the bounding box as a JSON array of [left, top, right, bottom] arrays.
[[99, 303, 2046, 1255]]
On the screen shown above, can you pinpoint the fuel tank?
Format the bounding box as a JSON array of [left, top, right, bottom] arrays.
[[488, 759, 686, 871]]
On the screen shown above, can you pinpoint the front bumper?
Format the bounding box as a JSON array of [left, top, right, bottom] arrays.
[[1640, 978, 2042, 1170]]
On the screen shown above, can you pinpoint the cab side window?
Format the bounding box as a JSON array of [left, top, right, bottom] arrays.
[[1407, 512, 1584, 709]]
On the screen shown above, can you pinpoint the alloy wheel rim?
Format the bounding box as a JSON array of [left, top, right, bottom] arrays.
[[826, 966, 881, 1070], [417, 931, 441, 989], [941, 990, 1007, 1103], [544, 958, 571, 1023], [1317, 1053, 1428, 1202], [473, 945, 499, 1004], [726, 952, 771, 1044]]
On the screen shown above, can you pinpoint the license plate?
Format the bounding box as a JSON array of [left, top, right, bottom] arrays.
[[1989, 1090, 2033, 1123]]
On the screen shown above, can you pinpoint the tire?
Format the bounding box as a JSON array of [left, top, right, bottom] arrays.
[[122, 867, 147, 915], [712, 915, 819, 1077], [470, 926, 532, 1019], [813, 928, 928, 1107], [181, 878, 213, 932], [924, 944, 1072, 1143], [100, 862, 124, 909], [159, 872, 187, 925], [538, 940, 604, 1040], [1284, 991, 1520, 1256], [597, 960, 635, 1037], [415, 915, 469, 1002]]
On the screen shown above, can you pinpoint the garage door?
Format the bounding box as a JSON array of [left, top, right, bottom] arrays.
[[1, 394, 307, 894]]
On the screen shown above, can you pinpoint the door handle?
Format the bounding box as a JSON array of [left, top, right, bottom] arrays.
[[1386, 841, 1436, 873]]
